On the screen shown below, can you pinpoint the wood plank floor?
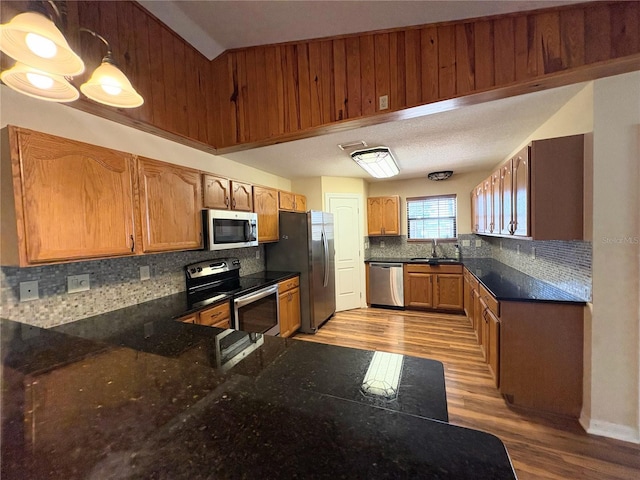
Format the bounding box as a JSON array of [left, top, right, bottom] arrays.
[[294, 308, 640, 480]]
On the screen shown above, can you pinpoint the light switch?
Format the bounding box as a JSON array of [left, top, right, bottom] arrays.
[[19, 281, 39, 302], [462, 239, 470, 247], [475, 240, 482, 247]]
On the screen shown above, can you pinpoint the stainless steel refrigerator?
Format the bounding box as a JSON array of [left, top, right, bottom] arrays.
[[265, 211, 335, 333]]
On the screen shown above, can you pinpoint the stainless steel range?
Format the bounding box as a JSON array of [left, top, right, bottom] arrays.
[[185, 258, 280, 336]]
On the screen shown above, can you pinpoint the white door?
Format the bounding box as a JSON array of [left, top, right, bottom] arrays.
[[325, 193, 363, 311]]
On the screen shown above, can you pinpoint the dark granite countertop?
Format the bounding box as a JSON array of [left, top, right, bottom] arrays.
[[366, 257, 463, 265], [365, 257, 585, 304], [2, 315, 516, 479]]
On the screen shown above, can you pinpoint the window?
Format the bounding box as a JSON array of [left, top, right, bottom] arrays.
[[407, 195, 457, 240]]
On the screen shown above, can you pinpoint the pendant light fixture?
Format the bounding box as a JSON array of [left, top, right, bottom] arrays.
[[0, 0, 143, 108], [78, 28, 144, 108]]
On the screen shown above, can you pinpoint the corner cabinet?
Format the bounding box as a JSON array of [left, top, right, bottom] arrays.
[[278, 276, 301, 338], [137, 157, 203, 253], [472, 134, 584, 240], [253, 186, 279, 243], [1, 126, 138, 265], [367, 196, 400, 236]]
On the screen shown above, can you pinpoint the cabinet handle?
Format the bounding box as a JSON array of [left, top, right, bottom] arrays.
[[130, 235, 135, 252], [225, 196, 229, 206], [232, 198, 236, 208], [210, 312, 222, 318]]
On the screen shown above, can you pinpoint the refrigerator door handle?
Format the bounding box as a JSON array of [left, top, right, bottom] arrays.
[[322, 229, 329, 287]]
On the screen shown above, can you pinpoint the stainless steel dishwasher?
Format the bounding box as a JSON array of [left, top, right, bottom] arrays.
[[368, 262, 404, 307]]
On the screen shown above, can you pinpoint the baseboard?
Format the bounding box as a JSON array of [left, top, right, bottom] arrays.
[[580, 413, 640, 444]]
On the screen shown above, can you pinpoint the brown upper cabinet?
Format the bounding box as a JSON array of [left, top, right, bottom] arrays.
[[279, 191, 307, 212], [137, 157, 203, 252], [203, 175, 231, 209], [367, 196, 400, 236], [253, 186, 279, 243], [203, 175, 253, 212], [472, 134, 584, 241], [1, 126, 138, 266]]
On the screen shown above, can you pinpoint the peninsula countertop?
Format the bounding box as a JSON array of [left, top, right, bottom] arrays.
[[2, 315, 516, 479]]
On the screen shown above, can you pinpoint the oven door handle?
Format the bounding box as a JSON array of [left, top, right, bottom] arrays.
[[233, 284, 278, 309]]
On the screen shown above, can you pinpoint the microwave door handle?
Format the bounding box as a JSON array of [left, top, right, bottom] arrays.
[[244, 221, 251, 242]]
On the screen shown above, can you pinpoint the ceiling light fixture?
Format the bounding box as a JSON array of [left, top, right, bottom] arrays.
[[427, 170, 453, 181], [350, 146, 400, 178], [0, 1, 143, 108]]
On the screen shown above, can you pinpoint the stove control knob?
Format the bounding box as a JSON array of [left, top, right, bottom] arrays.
[[197, 267, 203, 272], [190, 268, 197, 274]]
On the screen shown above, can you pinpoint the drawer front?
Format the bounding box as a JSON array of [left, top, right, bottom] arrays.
[[406, 264, 463, 275], [179, 313, 198, 324], [479, 284, 500, 317], [279, 276, 299, 293], [199, 302, 231, 327]]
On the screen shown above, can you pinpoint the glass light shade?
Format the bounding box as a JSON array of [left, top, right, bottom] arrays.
[[80, 61, 144, 108], [351, 147, 400, 178], [0, 12, 84, 76], [0, 62, 79, 102]]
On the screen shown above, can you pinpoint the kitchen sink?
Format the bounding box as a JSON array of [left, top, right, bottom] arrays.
[[410, 257, 460, 264]]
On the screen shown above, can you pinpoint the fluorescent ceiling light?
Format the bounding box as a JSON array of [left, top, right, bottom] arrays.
[[351, 146, 399, 178], [361, 351, 404, 400]]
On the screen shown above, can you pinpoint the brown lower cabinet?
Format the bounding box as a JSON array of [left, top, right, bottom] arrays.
[[403, 264, 464, 312], [463, 267, 583, 417], [278, 277, 301, 338], [179, 301, 231, 329]]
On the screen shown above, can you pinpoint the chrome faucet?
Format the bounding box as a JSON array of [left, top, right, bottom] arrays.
[[430, 238, 438, 258]]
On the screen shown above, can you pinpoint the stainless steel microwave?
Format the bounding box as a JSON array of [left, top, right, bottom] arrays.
[[203, 209, 258, 250]]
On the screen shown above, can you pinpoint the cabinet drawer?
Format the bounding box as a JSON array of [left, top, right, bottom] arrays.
[[179, 313, 198, 324], [406, 264, 463, 275], [199, 302, 231, 327], [279, 276, 299, 293], [479, 284, 500, 317]]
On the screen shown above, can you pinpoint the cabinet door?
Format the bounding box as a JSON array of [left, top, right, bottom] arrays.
[[486, 309, 500, 388], [434, 274, 464, 311], [279, 191, 295, 211], [512, 148, 530, 236], [463, 273, 474, 322], [294, 194, 307, 212], [231, 181, 253, 211], [490, 170, 501, 234], [253, 186, 279, 242], [472, 289, 483, 345], [470, 191, 477, 233], [474, 185, 485, 233], [381, 196, 400, 235], [483, 178, 493, 234], [367, 197, 384, 235], [138, 157, 203, 252], [12, 128, 137, 263], [500, 160, 514, 235], [278, 287, 301, 338], [203, 174, 230, 209], [404, 271, 434, 309]]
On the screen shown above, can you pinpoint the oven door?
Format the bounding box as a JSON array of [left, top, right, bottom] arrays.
[[233, 284, 280, 336]]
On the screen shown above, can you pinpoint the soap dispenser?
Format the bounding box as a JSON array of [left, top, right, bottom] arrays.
[[454, 244, 461, 261]]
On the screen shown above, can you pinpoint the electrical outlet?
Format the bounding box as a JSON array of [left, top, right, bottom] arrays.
[[380, 241, 385, 248], [475, 240, 482, 247], [379, 95, 389, 110], [256, 250, 260, 259], [140, 265, 151, 281], [462, 239, 470, 247], [19, 281, 39, 302], [500, 241, 503, 251], [68, 274, 90, 294], [532, 247, 536, 259], [516, 244, 521, 255]]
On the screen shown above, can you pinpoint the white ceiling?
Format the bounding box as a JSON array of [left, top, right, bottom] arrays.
[[137, 1, 592, 181]]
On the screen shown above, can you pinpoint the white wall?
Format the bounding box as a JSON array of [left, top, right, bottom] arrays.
[[583, 71, 640, 443], [0, 86, 292, 190]]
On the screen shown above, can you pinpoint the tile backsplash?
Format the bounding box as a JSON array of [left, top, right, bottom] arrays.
[[0, 247, 264, 328], [366, 234, 591, 301]]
